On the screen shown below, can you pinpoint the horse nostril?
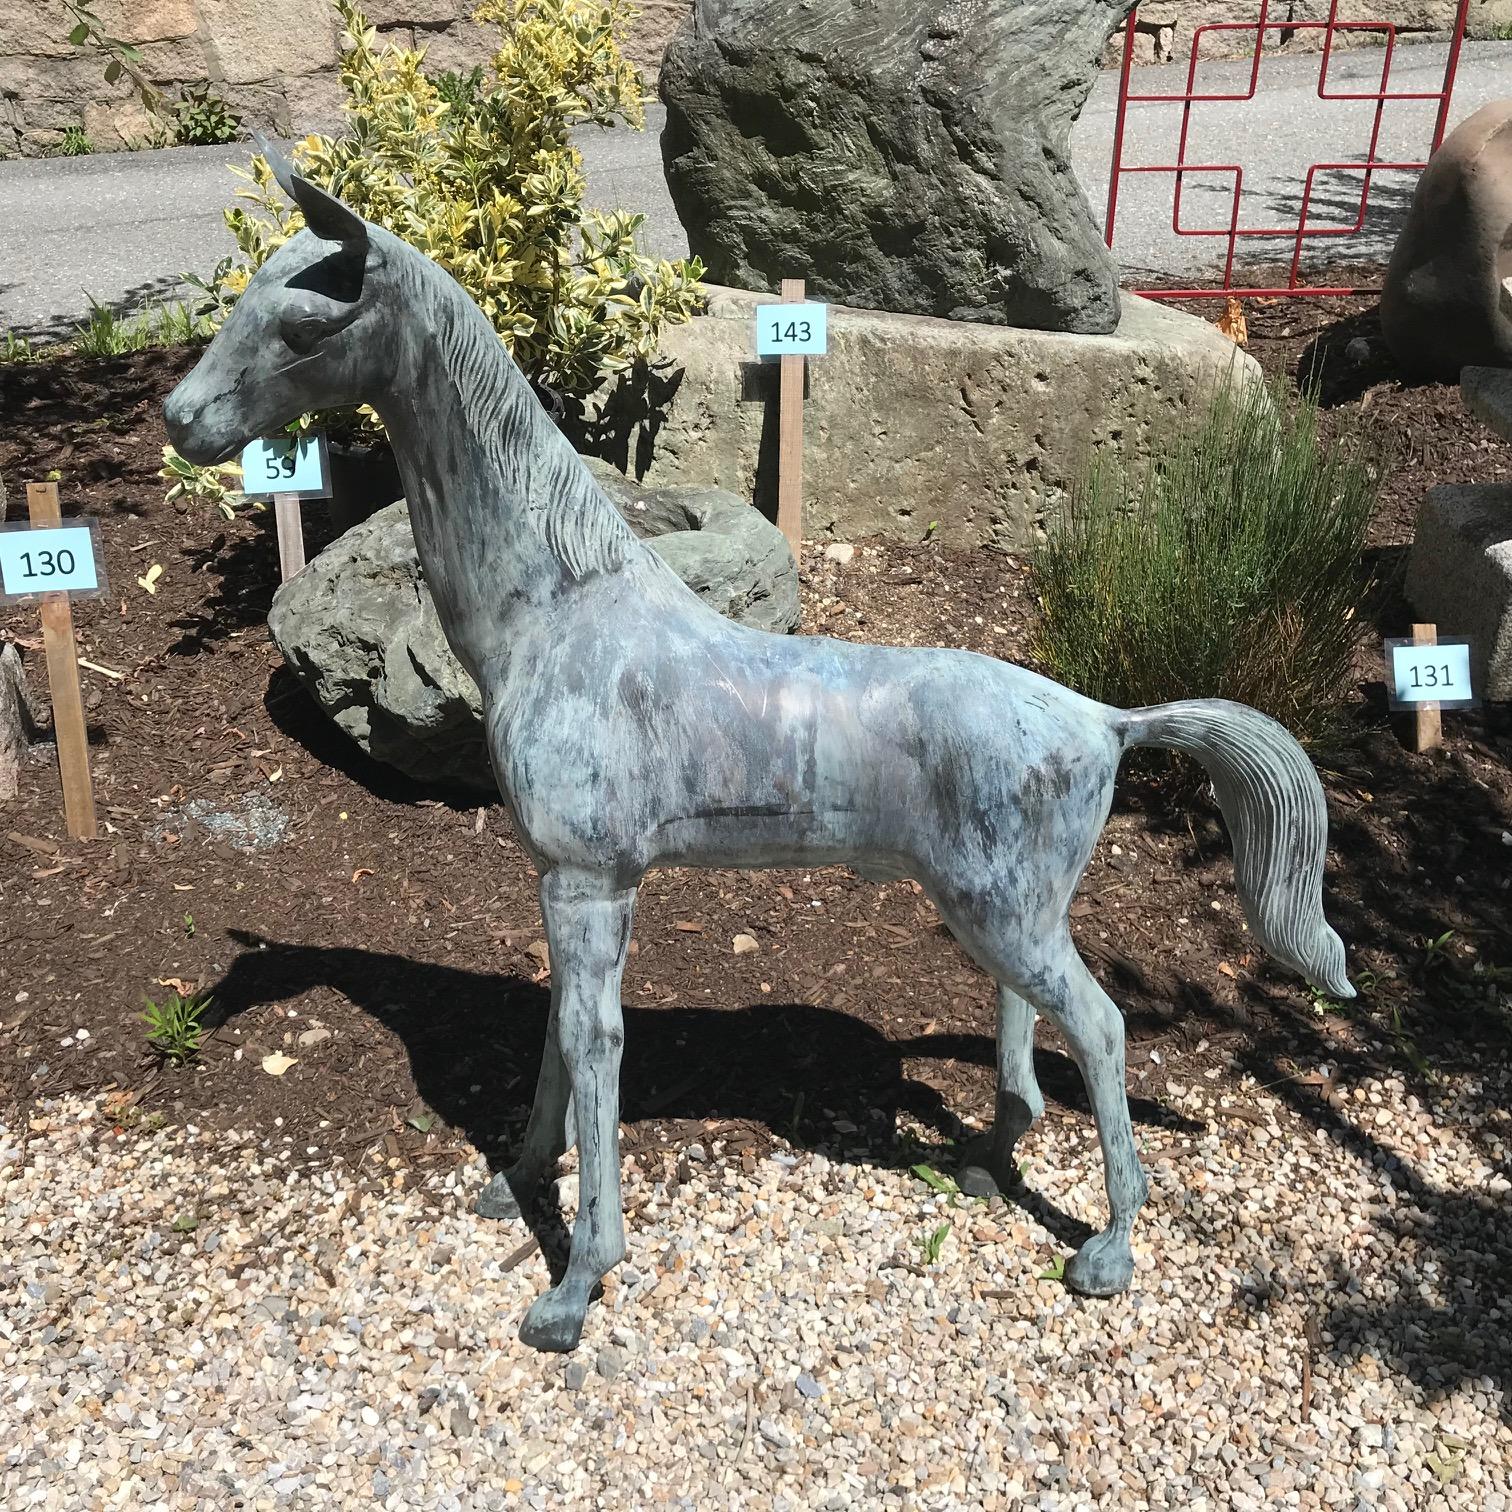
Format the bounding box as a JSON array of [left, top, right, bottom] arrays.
[[162, 389, 199, 447]]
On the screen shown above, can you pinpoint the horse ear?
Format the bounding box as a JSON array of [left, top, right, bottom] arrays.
[[252, 133, 367, 249]]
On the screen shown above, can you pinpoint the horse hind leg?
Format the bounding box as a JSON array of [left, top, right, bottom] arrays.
[[476, 1006, 572, 1222], [1026, 932, 1149, 1296], [959, 984, 1045, 1197]]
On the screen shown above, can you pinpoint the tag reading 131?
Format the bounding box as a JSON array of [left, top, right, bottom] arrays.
[[0, 523, 100, 600], [240, 432, 331, 500], [1389, 640, 1473, 705], [756, 302, 829, 357]]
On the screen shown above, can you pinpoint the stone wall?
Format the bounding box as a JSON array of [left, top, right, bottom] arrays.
[[0, 0, 692, 155], [1104, 0, 1512, 68], [7, 0, 1509, 155]]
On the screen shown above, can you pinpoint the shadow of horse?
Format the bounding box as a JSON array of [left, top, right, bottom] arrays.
[[204, 929, 1202, 1266]]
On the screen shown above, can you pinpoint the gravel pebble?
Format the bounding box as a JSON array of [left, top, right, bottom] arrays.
[[1, 1059, 1509, 1508]]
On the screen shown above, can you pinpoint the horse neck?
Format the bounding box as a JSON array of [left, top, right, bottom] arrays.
[[368, 236, 642, 675]]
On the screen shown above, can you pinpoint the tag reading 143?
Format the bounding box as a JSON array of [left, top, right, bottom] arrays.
[[0, 524, 99, 599], [755, 302, 829, 358]]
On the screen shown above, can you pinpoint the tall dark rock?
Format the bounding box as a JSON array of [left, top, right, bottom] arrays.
[[660, 0, 1135, 334]]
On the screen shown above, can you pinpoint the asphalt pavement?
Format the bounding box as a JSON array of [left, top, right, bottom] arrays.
[[1, 38, 1509, 336]]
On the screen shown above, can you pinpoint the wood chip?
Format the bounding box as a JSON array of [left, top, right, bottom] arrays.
[[7, 831, 58, 856], [501, 1237, 540, 1273]]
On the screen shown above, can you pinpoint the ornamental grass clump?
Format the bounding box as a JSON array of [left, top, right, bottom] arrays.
[[209, 0, 704, 400], [1032, 381, 1379, 753]]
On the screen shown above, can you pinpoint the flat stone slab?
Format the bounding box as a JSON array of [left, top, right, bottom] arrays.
[[1462, 365, 1512, 443], [1405, 481, 1512, 701], [589, 286, 1262, 550]]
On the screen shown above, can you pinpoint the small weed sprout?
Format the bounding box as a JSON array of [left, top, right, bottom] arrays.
[[1309, 985, 1352, 1018], [1039, 1254, 1067, 1283], [921, 1221, 952, 1265], [1420, 930, 1456, 972], [73, 296, 147, 359], [1, 331, 38, 363], [142, 990, 210, 1066], [55, 125, 93, 156], [911, 1162, 961, 1198]]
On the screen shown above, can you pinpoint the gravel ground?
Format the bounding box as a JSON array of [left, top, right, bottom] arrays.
[[2, 1050, 1509, 1511]]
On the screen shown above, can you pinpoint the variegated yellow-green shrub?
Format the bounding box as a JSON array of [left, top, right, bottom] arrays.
[[170, 0, 704, 496]]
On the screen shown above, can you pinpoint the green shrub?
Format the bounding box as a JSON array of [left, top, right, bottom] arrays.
[[209, 0, 704, 402], [160, 445, 247, 518], [1032, 382, 1379, 750], [72, 295, 214, 358], [172, 84, 241, 146], [73, 296, 149, 358]]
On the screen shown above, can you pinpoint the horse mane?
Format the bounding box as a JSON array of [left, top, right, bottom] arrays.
[[399, 247, 637, 582]]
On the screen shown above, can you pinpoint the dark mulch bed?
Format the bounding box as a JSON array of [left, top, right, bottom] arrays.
[[1, 290, 1510, 1190]]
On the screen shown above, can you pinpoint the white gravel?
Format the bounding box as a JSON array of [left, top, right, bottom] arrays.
[[2, 1055, 1509, 1510]]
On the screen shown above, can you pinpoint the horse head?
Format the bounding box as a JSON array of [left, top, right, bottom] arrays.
[[164, 145, 385, 465]]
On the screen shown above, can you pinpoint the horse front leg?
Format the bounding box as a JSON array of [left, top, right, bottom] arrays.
[[516, 868, 636, 1352]]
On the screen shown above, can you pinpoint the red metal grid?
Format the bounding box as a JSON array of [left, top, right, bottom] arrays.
[[1103, 0, 1473, 298]]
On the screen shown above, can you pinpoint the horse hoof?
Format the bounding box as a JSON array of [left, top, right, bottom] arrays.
[[956, 1132, 1021, 1198], [1064, 1231, 1134, 1297], [957, 1163, 1001, 1198], [475, 1172, 526, 1222], [518, 1290, 586, 1353]]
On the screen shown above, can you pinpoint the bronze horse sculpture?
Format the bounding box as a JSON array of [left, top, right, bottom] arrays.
[[165, 156, 1353, 1352]]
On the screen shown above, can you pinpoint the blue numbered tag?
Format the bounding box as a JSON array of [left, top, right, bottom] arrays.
[[756, 302, 829, 358], [1386, 639, 1474, 707], [241, 432, 331, 500], [0, 523, 101, 600]]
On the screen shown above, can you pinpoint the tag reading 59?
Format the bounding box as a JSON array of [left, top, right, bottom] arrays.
[[240, 432, 332, 500]]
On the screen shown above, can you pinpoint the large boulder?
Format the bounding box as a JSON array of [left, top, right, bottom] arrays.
[[269, 473, 798, 790], [659, 0, 1134, 335], [1405, 370, 1512, 700], [1381, 98, 1512, 381]]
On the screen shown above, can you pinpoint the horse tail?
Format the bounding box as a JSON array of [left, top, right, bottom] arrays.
[[1114, 699, 1353, 999]]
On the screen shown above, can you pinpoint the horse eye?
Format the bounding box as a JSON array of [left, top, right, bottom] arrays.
[[281, 314, 326, 356]]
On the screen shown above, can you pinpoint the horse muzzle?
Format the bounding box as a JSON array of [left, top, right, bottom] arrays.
[[163, 377, 247, 467]]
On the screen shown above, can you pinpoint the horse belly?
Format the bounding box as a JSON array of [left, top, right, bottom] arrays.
[[647, 808, 915, 876]]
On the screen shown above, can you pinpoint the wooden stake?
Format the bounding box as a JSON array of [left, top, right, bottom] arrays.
[[776, 276, 806, 560], [25, 482, 96, 839], [1411, 622, 1443, 754], [274, 492, 305, 582]]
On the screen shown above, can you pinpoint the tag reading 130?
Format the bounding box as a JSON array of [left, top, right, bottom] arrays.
[[0, 523, 100, 600]]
